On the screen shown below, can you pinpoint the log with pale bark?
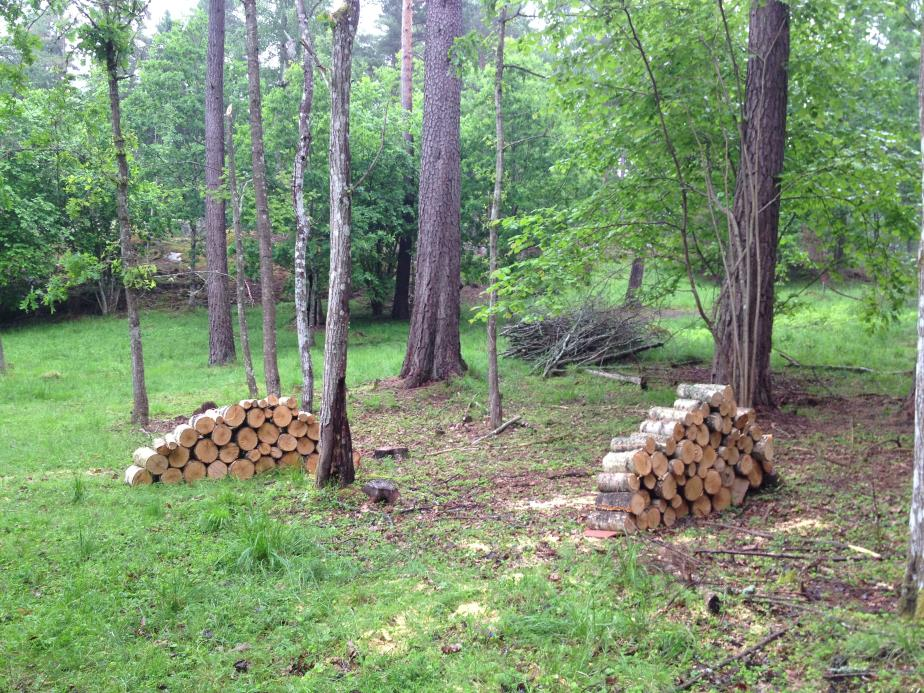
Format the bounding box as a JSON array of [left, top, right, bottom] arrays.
[[587, 383, 776, 532], [125, 398, 336, 485]]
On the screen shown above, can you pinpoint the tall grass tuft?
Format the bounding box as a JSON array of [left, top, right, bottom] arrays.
[[228, 512, 311, 574], [71, 474, 85, 504], [75, 527, 96, 562]]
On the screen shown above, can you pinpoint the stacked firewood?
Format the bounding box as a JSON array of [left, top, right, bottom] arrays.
[[124, 395, 320, 485], [587, 383, 775, 532]]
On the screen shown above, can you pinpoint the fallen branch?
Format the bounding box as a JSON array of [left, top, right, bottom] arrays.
[[546, 469, 592, 480], [584, 368, 647, 389], [473, 415, 522, 444], [776, 350, 911, 375], [675, 626, 791, 691], [695, 548, 808, 560], [695, 548, 879, 562]]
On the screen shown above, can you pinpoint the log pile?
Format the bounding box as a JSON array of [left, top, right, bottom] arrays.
[[586, 383, 775, 532], [124, 395, 320, 485]]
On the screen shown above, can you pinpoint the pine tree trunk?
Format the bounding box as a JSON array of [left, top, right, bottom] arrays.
[[900, 18, 924, 621], [105, 46, 149, 426], [486, 6, 507, 429], [712, 0, 789, 408], [205, 0, 236, 366], [225, 107, 259, 398], [400, 0, 466, 387], [243, 0, 281, 396], [316, 0, 359, 488], [293, 0, 316, 412], [391, 0, 415, 321]]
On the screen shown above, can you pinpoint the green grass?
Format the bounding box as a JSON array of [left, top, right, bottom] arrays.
[[0, 288, 921, 690]]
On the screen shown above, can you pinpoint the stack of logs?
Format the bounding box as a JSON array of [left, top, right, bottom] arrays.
[[587, 383, 775, 532], [124, 395, 320, 485]]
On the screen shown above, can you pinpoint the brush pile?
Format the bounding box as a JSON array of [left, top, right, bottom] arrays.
[[501, 305, 664, 376], [587, 383, 775, 532], [124, 395, 320, 485]]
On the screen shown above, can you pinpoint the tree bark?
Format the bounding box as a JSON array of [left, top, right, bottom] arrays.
[[486, 6, 507, 429], [900, 16, 924, 621], [225, 106, 259, 398], [105, 44, 149, 425], [399, 0, 465, 386], [390, 0, 415, 321], [243, 0, 281, 396], [625, 257, 644, 304], [316, 0, 359, 488], [712, 0, 789, 408], [293, 0, 316, 411], [205, 0, 236, 366]]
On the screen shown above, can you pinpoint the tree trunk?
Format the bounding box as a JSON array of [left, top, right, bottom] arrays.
[[293, 0, 316, 412], [306, 267, 316, 346], [391, 0, 415, 321], [316, 0, 359, 488], [399, 0, 466, 387], [486, 6, 507, 429], [900, 17, 924, 621], [205, 0, 236, 366], [105, 46, 149, 426], [187, 219, 199, 307], [0, 333, 6, 373], [243, 0, 281, 396], [225, 107, 259, 398], [625, 257, 644, 304], [277, 0, 290, 84], [712, 0, 789, 408]]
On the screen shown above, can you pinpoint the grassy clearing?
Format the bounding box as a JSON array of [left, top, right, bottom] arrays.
[[1, 286, 922, 690]]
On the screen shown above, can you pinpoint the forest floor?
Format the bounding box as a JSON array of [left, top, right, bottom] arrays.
[[1, 285, 923, 691]]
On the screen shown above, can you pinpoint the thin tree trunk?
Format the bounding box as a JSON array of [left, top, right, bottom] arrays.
[[625, 257, 645, 304], [226, 106, 259, 398], [712, 0, 789, 408], [316, 0, 359, 488], [188, 219, 199, 307], [400, 0, 465, 387], [486, 6, 506, 429], [391, 0, 415, 320], [205, 0, 236, 366], [105, 45, 149, 426], [243, 0, 281, 396], [899, 16, 924, 621], [0, 333, 6, 373], [278, 0, 290, 83], [293, 0, 315, 412]]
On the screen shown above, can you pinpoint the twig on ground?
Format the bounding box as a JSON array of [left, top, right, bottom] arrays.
[[823, 670, 873, 680], [472, 415, 523, 443], [776, 349, 911, 375], [695, 548, 879, 562], [699, 521, 774, 539], [546, 470, 592, 479], [674, 625, 791, 691]]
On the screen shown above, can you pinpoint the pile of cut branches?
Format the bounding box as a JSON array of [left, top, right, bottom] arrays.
[[502, 305, 664, 377]]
